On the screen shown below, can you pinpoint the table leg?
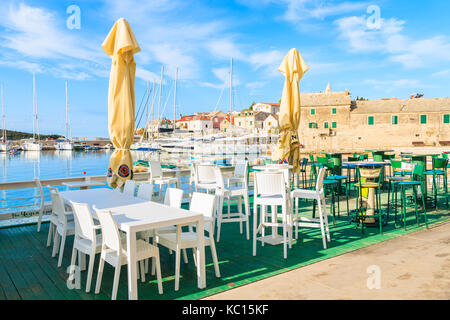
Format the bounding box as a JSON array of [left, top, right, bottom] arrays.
[[126, 230, 138, 300], [196, 219, 206, 289]]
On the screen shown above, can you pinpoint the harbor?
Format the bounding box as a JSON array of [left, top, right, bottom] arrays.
[[0, 0, 449, 306]]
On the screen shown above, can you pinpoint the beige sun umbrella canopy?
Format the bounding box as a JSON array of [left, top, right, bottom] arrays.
[[102, 18, 140, 188], [272, 48, 309, 174]]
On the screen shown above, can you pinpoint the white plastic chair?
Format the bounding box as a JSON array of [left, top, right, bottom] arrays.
[[93, 206, 163, 300], [214, 166, 250, 242], [123, 180, 136, 196], [253, 171, 293, 259], [69, 201, 102, 292], [291, 167, 331, 249], [194, 164, 217, 194], [49, 187, 76, 267], [136, 183, 153, 201], [149, 161, 178, 200], [224, 160, 248, 187], [157, 192, 221, 291], [36, 179, 54, 232]]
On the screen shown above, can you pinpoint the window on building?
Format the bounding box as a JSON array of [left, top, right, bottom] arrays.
[[239, 122, 241, 126], [332, 108, 337, 114], [444, 114, 450, 124], [392, 115, 398, 125], [268, 122, 272, 126], [245, 112, 247, 116], [324, 122, 329, 129], [250, 121, 253, 125], [310, 109, 315, 115], [420, 114, 427, 124], [309, 122, 317, 128], [332, 121, 337, 128], [368, 116, 374, 125]]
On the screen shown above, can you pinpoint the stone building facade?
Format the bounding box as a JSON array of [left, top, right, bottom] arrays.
[[298, 90, 450, 152]]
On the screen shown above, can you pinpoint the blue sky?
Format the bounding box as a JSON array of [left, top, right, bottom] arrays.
[[0, 0, 449, 139]]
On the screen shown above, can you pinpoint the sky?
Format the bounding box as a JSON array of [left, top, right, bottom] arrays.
[[0, 0, 449, 139]]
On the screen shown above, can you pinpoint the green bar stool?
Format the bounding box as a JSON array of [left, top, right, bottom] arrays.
[[352, 166, 384, 234], [325, 161, 350, 216], [299, 158, 308, 189], [424, 158, 449, 210], [386, 160, 414, 223], [396, 164, 428, 230]]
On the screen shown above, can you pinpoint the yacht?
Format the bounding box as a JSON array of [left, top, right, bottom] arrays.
[[23, 72, 42, 151], [55, 81, 72, 150], [0, 84, 10, 153]]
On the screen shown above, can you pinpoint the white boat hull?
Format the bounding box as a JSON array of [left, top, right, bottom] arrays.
[[0, 142, 11, 152], [55, 142, 73, 150], [22, 141, 42, 151]]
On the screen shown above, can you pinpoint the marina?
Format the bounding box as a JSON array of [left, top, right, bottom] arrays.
[[0, 0, 449, 305]]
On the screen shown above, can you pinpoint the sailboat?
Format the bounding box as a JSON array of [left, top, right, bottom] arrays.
[[22, 72, 42, 151], [0, 84, 11, 153], [55, 81, 73, 150]]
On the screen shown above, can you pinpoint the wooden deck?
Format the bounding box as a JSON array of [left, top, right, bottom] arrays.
[[0, 195, 449, 300]]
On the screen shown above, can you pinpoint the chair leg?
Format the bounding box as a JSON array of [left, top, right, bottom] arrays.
[[317, 196, 327, 249], [111, 265, 121, 300], [322, 196, 331, 242], [244, 194, 250, 240], [57, 231, 67, 267], [182, 248, 188, 264], [175, 246, 181, 291], [210, 241, 221, 277], [86, 251, 96, 292], [52, 231, 59, 257], [154, 252, 163, 294], [95, 254, 105, 294], [216, 195, 223, 242], [46, 222, 54, 247], [139, 260, 146, 282], [252, 203, 258, 256]]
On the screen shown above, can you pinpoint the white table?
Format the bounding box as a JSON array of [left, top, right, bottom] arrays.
[[62, 180, 105, 190], [59, 188, 206, 300]]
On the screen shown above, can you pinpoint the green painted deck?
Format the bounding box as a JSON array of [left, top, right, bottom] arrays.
[[0, 193, 449, 300]]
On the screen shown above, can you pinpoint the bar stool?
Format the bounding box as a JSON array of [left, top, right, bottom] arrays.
[[396, 164, 428, 230], [353, 166, 384, 233], [424, 158, 449, 210]]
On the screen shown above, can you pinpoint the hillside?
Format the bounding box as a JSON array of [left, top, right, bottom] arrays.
[[2, 130, 64, 141]]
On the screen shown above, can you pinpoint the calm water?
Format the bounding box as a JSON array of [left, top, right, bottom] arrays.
[[0, 149, 263, 215]]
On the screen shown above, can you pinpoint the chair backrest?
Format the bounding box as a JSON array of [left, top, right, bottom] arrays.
[[309, 154, 315, 163], [412, 163, 424, 178], [401, 161, 414, 172], [300, 158, 308, 169], [94, 206, 121, 254], [254, 171, 286, 197], [49, 187, 67, 224], [123, 179, 136, 196], [315, 167, 327, 192], [214, 166, 225, 190], [234, 160, 248, 178], [70, 201, 96, 242], [189, 192, 216, 234], [35, 179, 45, 210], [196, 164, 216, 183], [164, 188, 184, 208], [347, 156, 359, 162], [432, 157, 448, 170], [149, 161, 163, 179], [137, 183, 153, 201], [317, 156, 329, 165]]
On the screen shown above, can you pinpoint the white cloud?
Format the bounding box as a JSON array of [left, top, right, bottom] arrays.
[[364, 78, 432, 90], [431, 69, 450, 77], [335, 15, 450, 69]]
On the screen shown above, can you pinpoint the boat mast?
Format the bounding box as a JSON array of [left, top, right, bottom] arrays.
[[173, 67, 178, 131], [65, 80, 71, 141], [1, 84, 5, 143], [157, 66, 164, 137], [32, 72, 36, 141], [229, 57, 233, 137], [145, 81, 149, 140], [149, 80, 156, 140]]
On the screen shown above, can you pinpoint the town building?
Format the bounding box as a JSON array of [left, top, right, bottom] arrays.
[[298, 85, 450, 152], [253, 102, 280, 114]]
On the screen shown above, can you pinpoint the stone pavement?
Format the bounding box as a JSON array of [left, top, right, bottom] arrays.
[[205, 221, 450, 300]]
